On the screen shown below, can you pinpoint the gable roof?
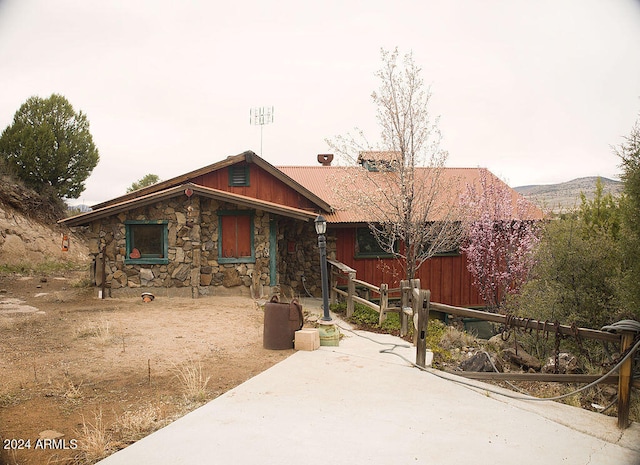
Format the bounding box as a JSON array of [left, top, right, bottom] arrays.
[[62, 150, 543, 227], [279, 166, 544, 224], [60, 182, 318, 226], [91, 151, 332, 212]]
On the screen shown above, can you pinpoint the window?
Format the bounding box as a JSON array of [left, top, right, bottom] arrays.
[[355, 227, 397, 258], [125, 220, 168, 264], [228, 164, 250, 186], [218, 211, 255, 263]]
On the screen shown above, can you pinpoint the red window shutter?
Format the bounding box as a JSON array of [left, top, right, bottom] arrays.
[[236, 215, 251, 257], [221, 216, 237, 257], [221, 215, 252, 258]]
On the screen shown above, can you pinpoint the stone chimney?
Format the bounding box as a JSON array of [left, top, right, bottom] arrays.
[[317, 154, 334, 166]]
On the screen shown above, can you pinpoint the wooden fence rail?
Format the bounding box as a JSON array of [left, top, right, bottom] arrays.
[[325, 259, 638, 429]]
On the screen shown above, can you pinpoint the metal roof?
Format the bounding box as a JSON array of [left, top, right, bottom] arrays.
[[278, 166, 544, 224], [62, 151, 543, 226]]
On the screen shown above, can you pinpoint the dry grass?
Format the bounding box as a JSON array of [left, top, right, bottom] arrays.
[[74, 410, 113, 464], [74, 318, 113, 344], [66, 404, 172, 464], [172, 358, 212, 403], [439, 325, 478, 350], [114, 404, 168, 445]]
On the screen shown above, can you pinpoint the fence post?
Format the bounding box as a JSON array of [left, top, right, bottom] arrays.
[[330, 267, 337, 305], [378, 283, 389, 325], [416, 289, 430, 368], [409, 279, 421, 342], [347, 271, 356, 318], [400, 280, 410, 337], [617, 331, 635, 429]]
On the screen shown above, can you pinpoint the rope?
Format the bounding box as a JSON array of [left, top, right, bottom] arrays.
[[601, 320, 640, 334], [335, 320, 640, 403]]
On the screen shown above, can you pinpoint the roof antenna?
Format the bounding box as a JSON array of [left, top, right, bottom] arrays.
[[250, 106, 274, 156]]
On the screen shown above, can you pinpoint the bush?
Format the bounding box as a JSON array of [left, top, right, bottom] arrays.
[[331, 301, 402, 333]]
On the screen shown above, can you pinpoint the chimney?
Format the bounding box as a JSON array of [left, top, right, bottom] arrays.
[[317, 154, 334, 166]]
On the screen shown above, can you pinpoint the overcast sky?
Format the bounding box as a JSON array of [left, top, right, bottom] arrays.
[[1, 0, 639, 205]]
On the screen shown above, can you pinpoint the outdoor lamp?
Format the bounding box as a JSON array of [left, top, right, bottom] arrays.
[[314, 215, 327, 235], [315, 214, 332, 323]]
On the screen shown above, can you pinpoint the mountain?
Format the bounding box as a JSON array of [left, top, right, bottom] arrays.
[[514, 177, 623, 213]]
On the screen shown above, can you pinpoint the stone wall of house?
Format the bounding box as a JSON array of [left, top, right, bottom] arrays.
[[198, 199, 271, 296], [276, 218, 336, 298], [86, 195, 273, 297]]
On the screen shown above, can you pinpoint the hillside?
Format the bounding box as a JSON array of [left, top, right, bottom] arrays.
[[514, 176, 623, 213], [0, 175, 89, 267]]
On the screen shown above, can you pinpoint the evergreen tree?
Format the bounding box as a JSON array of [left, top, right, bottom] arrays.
[[0, 94, 99, 199], [515, 183, 625, 328], [616, 118, 640, 313], [127, 174, 161, 193]]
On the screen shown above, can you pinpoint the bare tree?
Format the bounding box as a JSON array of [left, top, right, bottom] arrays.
[[328, 48, 467, 280]]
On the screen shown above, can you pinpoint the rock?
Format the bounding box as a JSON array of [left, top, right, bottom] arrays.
[[112, 270, 128, 288], [460, 352, 502, 372], [140, 268, 154, 284], [542, 352, 579, 374], [39, 430, 64, 439], [200, 273, 213, 286], [502, 347, 541, 371], [222, 269, 242, 287], [171, 264, 190, 281], [488, 333, 513, 349]]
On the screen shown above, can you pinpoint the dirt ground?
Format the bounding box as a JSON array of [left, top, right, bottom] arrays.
[[0, 272, 293, 465]]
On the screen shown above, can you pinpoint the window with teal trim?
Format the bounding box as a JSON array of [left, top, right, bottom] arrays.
[[355, 227, 397, 258], [125, 221, 169, 264]]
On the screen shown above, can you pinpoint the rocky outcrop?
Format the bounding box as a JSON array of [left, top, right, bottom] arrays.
[[0, 202, 89, 267]]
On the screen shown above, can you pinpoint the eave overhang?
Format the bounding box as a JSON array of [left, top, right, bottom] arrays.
[[90, 151, 332, 213], [59, 182, 318, 226]]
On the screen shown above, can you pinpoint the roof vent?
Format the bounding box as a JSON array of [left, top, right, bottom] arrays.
[[317, 154, 334, 166], [357, 151, 400, 172]]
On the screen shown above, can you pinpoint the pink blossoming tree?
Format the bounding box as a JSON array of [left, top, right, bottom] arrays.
[[461, 170, 540, 311]]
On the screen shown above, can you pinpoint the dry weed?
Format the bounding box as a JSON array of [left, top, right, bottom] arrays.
[[172, 358, 211, 403], [74, 318, 113, 344], [63, 380, 84, 400], [439, 325, 478, 350], [114, 404, 166, 444], [74, 410, 113, 464]]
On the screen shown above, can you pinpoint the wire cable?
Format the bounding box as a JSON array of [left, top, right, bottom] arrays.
[[336, 321, 640, 403]]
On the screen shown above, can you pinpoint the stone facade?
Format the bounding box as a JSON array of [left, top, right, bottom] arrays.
[[276, 217, 336, 298], [84, 192, 334, 298], [86, 194, 278, 297]]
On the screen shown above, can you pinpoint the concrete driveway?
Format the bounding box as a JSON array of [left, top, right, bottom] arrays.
[[97, 320, 640, 465]]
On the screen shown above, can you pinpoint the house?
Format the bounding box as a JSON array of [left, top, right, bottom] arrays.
[[60, 150, 542, 306]]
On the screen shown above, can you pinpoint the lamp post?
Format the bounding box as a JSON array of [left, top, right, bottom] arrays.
[[314, 215, 332, 322]]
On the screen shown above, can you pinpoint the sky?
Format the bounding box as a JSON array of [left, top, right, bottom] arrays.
[[0, 0, 639, 206]]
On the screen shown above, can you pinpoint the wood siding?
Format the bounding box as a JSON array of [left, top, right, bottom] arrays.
[[191, 164, 318, 211], [334, 228, 484, 307]]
